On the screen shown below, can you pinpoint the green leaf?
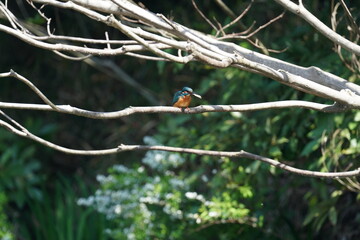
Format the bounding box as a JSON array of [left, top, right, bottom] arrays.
[[328, 206, 337, 226], [303, 208, 319, 226], [354, 112, 360, 121], [238, 186, 253, 198], [269, 146, 282, 158], [300, 139, 320, 156]]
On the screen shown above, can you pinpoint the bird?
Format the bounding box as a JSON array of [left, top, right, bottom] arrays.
[[172, 87, 202, 109]]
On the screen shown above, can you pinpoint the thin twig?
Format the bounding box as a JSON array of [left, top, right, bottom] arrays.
[[52, 50, 92, 60], [124, 52, 168, 61], [221, 0, 253, 31], [105, 31, 111, 49], [214, 0, 236, 18], [191, 0, 218, 32], [1, 70, 59, 110], [339, 0, 360, 37], [219, 12, 285, 40], [274, 0, 360, 56]]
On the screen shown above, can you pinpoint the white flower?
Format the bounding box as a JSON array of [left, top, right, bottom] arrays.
[[209, 211, 219, 217], [185, 192, 197, 199], [114, 205, 122, 214], [96, 174, 114, 183], [143, 136, 158, 145], [165, 193, 174, 199], [154, 153, 163, 162], [112, 164, 129, 173], [196, 194, 205, 202], [128, 233, 135, 240], [96, 175, 105, 182], [77, 198, 90, 206], [201, 175, 208, 182], [169, 178, 185, 188]]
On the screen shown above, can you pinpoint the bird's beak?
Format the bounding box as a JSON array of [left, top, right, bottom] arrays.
[[192, 92, 202, 99]]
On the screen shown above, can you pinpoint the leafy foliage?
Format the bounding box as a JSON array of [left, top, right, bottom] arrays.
[[18, 175, 109, 240], [0, 192, 14, 240], [0, 128, 43, 207], [1, 0, 360, 239], [79, 137, 258, 239]]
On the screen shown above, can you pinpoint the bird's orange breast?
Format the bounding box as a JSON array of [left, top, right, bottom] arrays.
[[173, 95, 192, 108]]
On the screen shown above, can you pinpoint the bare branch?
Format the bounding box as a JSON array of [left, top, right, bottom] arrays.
[[107, 14, 193, 63], [331, 0, 360, 76], [218, 12, 284, 40], [0, 70, 58, 110], [0, 109, 359, 179], [221, 1, 253, 32], [0, 69, 348, 115], [223, 12, 285, 40], [213, 0, 236, 18], [1, 0, 358, 101], [124, 52, 168, 61], [339, 0, 360, 37], [0, 69, 348, 118], [0, 101, 347, 119], [0, 22, 173, 55], [191, 0, 218, 33], [0, 1, 28, 32], [52, 50, 92, 61], [274, 0, 360, 56], [66, 0, 122, 15], [213, 0, 275, 54]]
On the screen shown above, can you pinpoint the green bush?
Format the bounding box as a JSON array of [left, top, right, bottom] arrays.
[[0, 192, 14, 240], [18, 175, 109, 240]]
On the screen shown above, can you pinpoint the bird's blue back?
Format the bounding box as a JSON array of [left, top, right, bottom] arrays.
[[172, 90, 183, 105]]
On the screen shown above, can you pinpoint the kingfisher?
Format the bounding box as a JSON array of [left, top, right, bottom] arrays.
[[172, 86, 202, 109]]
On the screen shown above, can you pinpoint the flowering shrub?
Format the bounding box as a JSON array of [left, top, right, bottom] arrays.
[[78, 137, 255, 239]]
